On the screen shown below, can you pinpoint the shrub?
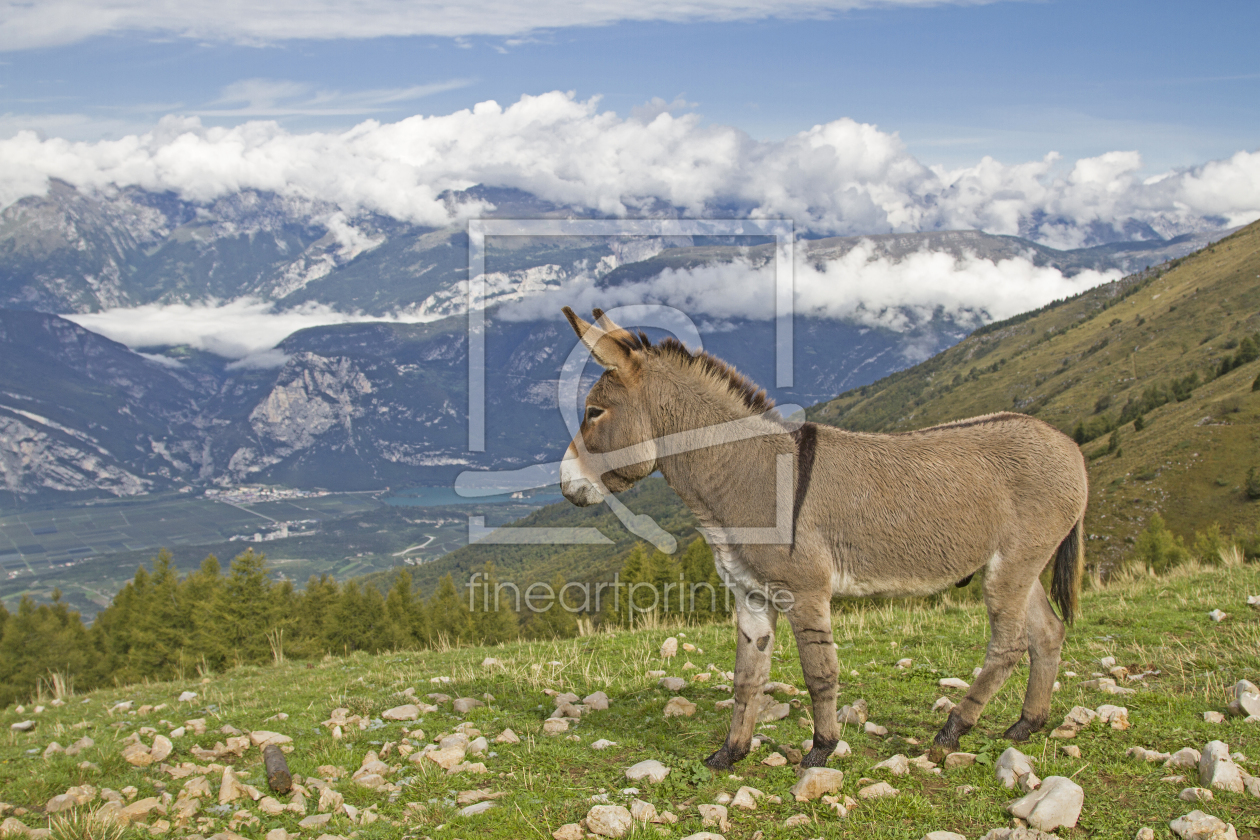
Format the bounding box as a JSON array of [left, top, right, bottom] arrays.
[[1246, 466, 1260, 501], [1132, 513, 1191, 574], [1192, 523, 1228, 566], [1133, 415, 1145, 432], [1234, 519, 1260, 562]]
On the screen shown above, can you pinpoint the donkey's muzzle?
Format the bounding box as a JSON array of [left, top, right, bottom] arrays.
[[560, 455, 603, 506]]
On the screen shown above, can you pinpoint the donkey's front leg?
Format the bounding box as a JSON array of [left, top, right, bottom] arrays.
[[705, 593, 778, 770], [785, 593, 841, 767]]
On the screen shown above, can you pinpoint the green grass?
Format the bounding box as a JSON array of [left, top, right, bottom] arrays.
[[3, 563, 1258, 839]]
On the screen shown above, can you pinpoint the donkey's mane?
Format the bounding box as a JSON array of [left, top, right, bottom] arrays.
[[632, 334, 778, 418]]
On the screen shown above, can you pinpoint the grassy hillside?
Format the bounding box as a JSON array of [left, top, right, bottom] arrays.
[[2, 562, 1257, 839], [810, 221, 1260, 566]]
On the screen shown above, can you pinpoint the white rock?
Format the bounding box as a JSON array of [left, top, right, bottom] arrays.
[[461, 800, 496, 816], [625, 760, 669, 784], [1136, 828, 1156, 840], [944, 753, 976, 769], [1169, 810, 1238, 840], [939, 677, 970, 690], [995, 748, 1035, 789], [1096, 704, 1130, 730], [659, 677, 686, 691], [1208, 610, 1227, 622], [924, 833, 968, 840], [1006, 776, 1083, 832], [837, 699, 868, 725], [1199, 741, 1244, 793], [660, 637, 678, 659], [730, 785, 763, 810], [1167, 748, 1201, 769], [1204, 711, 1226, 724], [584, 692, 611, 710], [932, 696, 956, 713], [865, 721, 888, 736], [896, 658, 913, 669], [177, 691, 197, 702], [1179, 787, 1214, 803], [542, 719, 569, 735], [664, 697, 697, 717], [382, 705, 421, 721], [759, 701, 790, 722], [586, 805, 633, 838], [858, 781, 899, 799], [10, 721, 34, 732], [872, 755, 910, 775], [761, 752, 786, 767], [495, 728, 520, 744], [790, 767, 845, 801]]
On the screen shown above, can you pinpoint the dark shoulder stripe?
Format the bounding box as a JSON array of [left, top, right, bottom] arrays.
[[791, 422, 818, 542]]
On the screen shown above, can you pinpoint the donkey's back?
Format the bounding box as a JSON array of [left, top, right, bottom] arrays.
[[800, 412, 1087, 601]]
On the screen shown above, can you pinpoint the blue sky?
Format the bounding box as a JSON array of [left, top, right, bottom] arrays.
[[2, 0, 1256, 173]]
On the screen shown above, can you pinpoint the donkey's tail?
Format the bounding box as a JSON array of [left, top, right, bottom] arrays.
[[1050, 518, 1084, 625]]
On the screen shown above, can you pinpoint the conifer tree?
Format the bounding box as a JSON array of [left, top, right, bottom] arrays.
[[209, 550, 276, 667], [428, 573, 473, 646], [384, 570, 419, 649], [471, 562, 519, 645]]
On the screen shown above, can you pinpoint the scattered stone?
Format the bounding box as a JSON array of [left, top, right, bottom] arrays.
[[586, 804, 633, 838], [779, 745, 803, 764], [1128, 747, 1172, 763], [896, 658, 913, 669], [542, 719, 569, 735], [425, 746, 466, 770], [945, 753, 977, 769], [661, 637, 678, 659], [248, 731, 290, 749], [453, 698, 484, 715], [590, 739, 617, 750], [1169, 810, 1238, 840], [495, 728, 520, 744], [858, 781, 899, 799], [1199, 741, 1244, 793], [837, 699, 868, 725], [625, 760, 669, 784], [1208, 610, 1227, 622], [1136, 829, 1156, 840], [1062, 746, 1081, 759], [382, 705, 421, 722], [730, 786, 764, 810], [759, 701, 790, 722], [584, 692, 610, 710], [218, 768, 262, 804], [629, 799, 657, 823], [1082, 677, 1136, 696], [939, 677, 970, 690], [1167, 748, 1201, 769], [790, 768, 844, 801], [552, 825, 584, 840], [872, 755, 910, 775], [1049, 705, 1098, 739], [909, 754, 939, 772], [298, 814, 331, 830], [1227, 680, 1260, 718], [659, 677, 686, 692], [715, 698, 735, 710], [761, 752, 787, 767], [698, 803, 729, 832], [1096, 705, 1130, 730], [924, 833, 967, 840], [664, 697, 697, 717], [1179, 788, 1214, 803], [978, 829, 1062, 840], [995, 748, 1037, 790], [932, 697, 956, 714], [1203, 711, 1226, 724], [865, 722, 888, 736], [1006, 776, 1083, 832]]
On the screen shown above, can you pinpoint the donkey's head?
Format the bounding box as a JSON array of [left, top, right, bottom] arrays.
[[559, 307, 659, 506]]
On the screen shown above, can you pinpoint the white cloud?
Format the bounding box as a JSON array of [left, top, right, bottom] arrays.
[[64, 298, 438, 362], [0, 0, 991, 51], [503, 244, 1122, 331], [196, 77, 475, 117], [1, 91, 1257, 244]]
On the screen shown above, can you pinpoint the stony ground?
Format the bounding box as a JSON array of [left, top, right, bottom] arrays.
[[2, 563, 1259, 840]]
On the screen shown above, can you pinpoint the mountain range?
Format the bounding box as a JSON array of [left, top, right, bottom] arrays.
[[0, 180, 1237, 509]]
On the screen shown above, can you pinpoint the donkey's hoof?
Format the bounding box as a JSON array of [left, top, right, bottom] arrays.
[[1002, 717, 1044, 743], [704, 746, 739, 770], [932, 711, 972, 755], [800, 735, 839, 768]]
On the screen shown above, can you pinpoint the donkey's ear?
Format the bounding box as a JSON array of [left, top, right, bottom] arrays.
[[561, 306, 638, 371]]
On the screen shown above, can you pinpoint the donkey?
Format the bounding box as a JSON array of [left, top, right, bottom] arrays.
[[559, 307, 1088, 769]]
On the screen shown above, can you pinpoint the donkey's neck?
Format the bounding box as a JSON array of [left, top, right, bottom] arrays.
[[646, 364, 792, 537]]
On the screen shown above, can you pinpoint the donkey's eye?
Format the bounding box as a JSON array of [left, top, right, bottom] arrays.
[[585, 407, 605, 423]]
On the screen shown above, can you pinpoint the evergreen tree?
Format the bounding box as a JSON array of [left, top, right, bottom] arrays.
[[0, 593, 94, 707], [524, 572, 579, 639], [384, 570, 419, 649], [428, 573, 473, 646], [208, 550, 276, 667], [292, 574, 339, 656], [471, 562, 519, 645]]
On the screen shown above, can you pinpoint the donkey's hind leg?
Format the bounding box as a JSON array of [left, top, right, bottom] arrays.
[[1004, 579, 1065, 741], [785, 593, 841, 767], [705, 594, 778, 770], [934, 557, 1032, 752]]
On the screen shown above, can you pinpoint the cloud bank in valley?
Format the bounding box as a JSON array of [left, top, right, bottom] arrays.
[[2, 92, 1258, 250], [0, 0, 990, 50], [505, 245, 1123, 332], [64, 298, 436, 366]]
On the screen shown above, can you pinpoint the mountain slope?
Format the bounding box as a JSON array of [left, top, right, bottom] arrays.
[[809, 221, 1260, 563]]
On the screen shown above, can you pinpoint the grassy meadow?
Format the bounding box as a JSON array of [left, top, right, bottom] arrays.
[[2, 560, 1257, 840]]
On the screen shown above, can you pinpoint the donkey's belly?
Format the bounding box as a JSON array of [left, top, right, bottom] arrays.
[[829, 554, 987, 599]]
